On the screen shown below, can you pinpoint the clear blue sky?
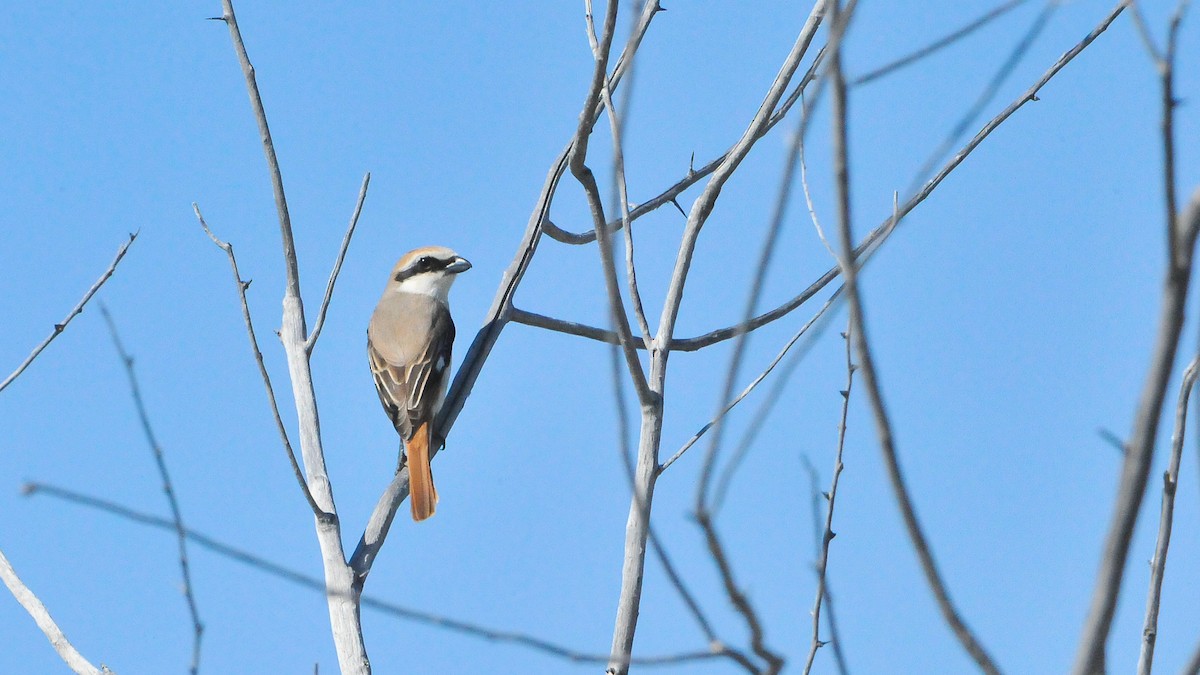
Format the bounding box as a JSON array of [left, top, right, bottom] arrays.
[[2, 1, 1198, 673]]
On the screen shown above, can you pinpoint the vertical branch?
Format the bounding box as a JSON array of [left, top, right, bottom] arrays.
[[1073, 2, 1195, 669], [0, 549, 112, 675], [307, 172, 372, 354], [802, 320, 855, 675], [212, 2, 366, 672], [98, 305, 203, 675], [1137, 355, 1200, 674], [826, 3, 1002, 673]]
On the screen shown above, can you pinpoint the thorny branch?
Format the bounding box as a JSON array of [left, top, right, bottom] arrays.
[[194, 204, 325, 518], [0, 233, 137, 395], [802, 320, 855, 675]]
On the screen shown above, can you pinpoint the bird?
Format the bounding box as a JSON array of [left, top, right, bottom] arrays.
[[368, 246, 471, 521]]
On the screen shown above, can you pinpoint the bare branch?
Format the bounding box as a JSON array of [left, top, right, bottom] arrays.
[[0, 232, 137, 395], [695, 72, 812, 510], [570, 0, 654, 404], [827, 3, 1001, 672], [21, 482, 717, 669], [907, 0, 1058, 194], [97, 305, 203, 675], [660, 289, 841, 474], [193, 204, 325, 518], [802, 321, 854, 675], [852, 0, 1032, 86], [0, 547, 113, 675], [307, 172, 371, 354], [696, 510, 784, 674], [1073, 0, 1195, 664], [1137, 354, 1200, 674]]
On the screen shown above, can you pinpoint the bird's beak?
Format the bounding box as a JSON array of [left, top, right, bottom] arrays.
[[446, 256, 472, 274]]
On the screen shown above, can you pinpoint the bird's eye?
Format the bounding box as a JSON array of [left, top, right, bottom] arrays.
[[419, 256, 433, 270]]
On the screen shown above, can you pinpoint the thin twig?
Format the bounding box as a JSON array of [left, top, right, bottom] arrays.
[[98, 305, 203, 675], [852, 0, 1032, 86], [306, 172, 371, 355], [696, 511, 784, 674], [21, 482, 716, 669], [571, 0, 654, 404], [0, 233, 137, 395], [660, 289, 842, 474], [0, 546, 112, 675], [694, 68, 811, 510], [907, 0, 1058, 194], [1137, 354, 1200, 674], [603, 50, 653, 349], [194, 204, 325, 518], [802, 320, 855, 675], [828, 2, 1002, 672]]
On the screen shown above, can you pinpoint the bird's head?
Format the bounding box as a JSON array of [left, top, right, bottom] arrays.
[[387, 246, 471, 303]]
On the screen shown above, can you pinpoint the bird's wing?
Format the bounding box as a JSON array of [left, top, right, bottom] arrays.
[[368, 297, 455, 441]]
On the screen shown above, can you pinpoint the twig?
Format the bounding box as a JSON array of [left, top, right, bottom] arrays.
[[0, 233, 137, 395], [907, 0, 1058, 194], [802, 320, 855, 675], [0, 546, 112, 675], [602, 47, 653, 350], [1073, 0, 1196, 667], [827, 3, 1001, 672], [21, 482, 716, 669], [1137, 354, 1200, 674], [97, 305, 203, 675], [306, 172, 371, 354], [694, 68, 811, 510], [852, 0, 1031, 86], [194, 204, 325, 518], [696, 511, 784, 674], [660, 289, 842, 474], [571, 0, 654, 404]]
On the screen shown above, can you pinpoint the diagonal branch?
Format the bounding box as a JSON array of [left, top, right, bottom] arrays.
[[307, 172, 371, 355], [194, 204, 325, 518], [0, 546, 114, 675], [98, 305, 203, 675], [852, 0, 1032, 86], [0, 232, 137, 395], [21, 482, 716, 669]]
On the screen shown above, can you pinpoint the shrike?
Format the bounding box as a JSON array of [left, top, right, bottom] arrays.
[[368, 246, 471, 521]]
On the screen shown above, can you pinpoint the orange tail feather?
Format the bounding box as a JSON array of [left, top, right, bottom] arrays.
[[407, 422, 438, 521]]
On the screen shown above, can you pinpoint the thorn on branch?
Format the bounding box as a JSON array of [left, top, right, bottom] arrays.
[[670, 198, 687, 218], [839, 389, 849, 399]]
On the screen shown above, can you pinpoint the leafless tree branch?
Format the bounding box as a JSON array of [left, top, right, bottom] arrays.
[[1073, 1, 1194, 669], [0, 546, 114, 675], [659, 289, 841, 474], [827, 2, 1002, 672], [306, 172, 371, 355], [802, 320, 855, 675], [571, 0, 654, 404], [1137, 354, 1200, 674], [21, 482, 717, 669], [97, 304, 203, 675], [212, 3, 365, 670], [851, 0, 1032, 86], [193, 204, 325, 518], [0, 232, 137, 395]]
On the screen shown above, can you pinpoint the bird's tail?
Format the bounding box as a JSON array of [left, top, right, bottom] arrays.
[[407, 422, 438, 521]]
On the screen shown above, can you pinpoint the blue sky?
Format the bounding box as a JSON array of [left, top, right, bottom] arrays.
[[2, 1, 1198, 673]]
